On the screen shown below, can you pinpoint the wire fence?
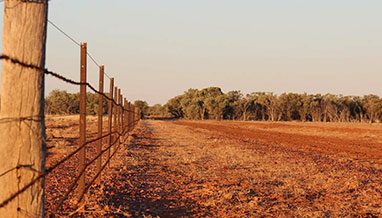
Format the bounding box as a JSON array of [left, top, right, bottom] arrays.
[[0, 18, 141, 217]]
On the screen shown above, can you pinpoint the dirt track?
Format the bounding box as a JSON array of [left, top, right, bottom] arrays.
[[174, 120, 382, 164], [46, 119, 382, 217]]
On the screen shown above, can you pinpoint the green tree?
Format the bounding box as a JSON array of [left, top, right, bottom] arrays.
[[45, 90, 78, 114], [362, 94, 380, 123], [279, 93, 301, 121], [165, 95, 184, 118], [225, 90, 243, 120], [180, 89, 203, 119], [148, 104, 168, 117], [134, 100, 149, 118]]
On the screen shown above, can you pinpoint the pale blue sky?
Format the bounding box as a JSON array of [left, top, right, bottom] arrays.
[[1, 0, 382, 105]]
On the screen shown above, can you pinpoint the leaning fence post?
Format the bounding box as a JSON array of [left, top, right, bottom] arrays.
[[78, 42, 87, 206], [107, 78, 114, 167], [96, 65, 104, 184]]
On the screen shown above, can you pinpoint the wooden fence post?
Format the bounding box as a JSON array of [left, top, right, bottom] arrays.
[[0, 1, 49, 217], [107, 78, 114, 167], [78, 42, 87, 206], [96, 65, 104, 184]]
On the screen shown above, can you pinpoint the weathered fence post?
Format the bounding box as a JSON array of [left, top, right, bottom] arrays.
[[96, 65, 104, 184], [0, 1, 48, 217], [107, 78, 114, 167], [78, 42, 87, 206]]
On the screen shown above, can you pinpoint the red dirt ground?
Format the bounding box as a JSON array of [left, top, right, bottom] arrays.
[[45, 118, 382, 217]]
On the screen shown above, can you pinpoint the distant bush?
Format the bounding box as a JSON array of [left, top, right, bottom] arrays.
[[45, 89, 108, 115], [45, 88, 382, 123], [164, 87, 382, 123]]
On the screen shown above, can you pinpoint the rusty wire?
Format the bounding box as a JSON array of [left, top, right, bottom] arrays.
[[51, 120, 138, 216], [0, 112, 139, 209], [51, 132, 121, 215], [0, 130, 116, 208], [0, 117, 139, 210], [0, 52, 140, 210], [0, 55, 139, 114], [75, 132, 127, 209], [0, 119, 138, 210]]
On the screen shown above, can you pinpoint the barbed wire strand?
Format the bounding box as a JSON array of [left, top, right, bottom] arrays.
[[51, 132, 122, 215], [0, 55, 139, 114], [76, 133, 126, 208], [0, 118, 141, 210], [0, 51, 140, 209], [0, 130, 116, 208], [0, 106, 140, 209], [51, 121, 138, 215]]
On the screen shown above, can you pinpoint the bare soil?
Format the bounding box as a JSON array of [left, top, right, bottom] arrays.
[[45, 118, 382, 217]]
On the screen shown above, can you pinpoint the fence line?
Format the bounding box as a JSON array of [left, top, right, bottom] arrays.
[[51, 121, 138, 215], [0, 40, 141, 216], [0, 55, 136, 113]]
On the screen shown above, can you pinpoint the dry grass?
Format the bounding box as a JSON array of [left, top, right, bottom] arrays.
[[45, 118, 382, 217], [128, 120, 382, 217]]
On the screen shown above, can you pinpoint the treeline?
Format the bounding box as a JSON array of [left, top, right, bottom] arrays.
[[159, 87, 382, 123], [44, 89, 149, 117], [45, 90, 108, 115], [42, 88, 382, 123]]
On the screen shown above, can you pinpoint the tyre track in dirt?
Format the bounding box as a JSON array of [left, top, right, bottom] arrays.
[[139, 120, 382, 217], [50, 119, 382, 217], [173, 120, 382, 165], [87, 120, 211, 217]]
